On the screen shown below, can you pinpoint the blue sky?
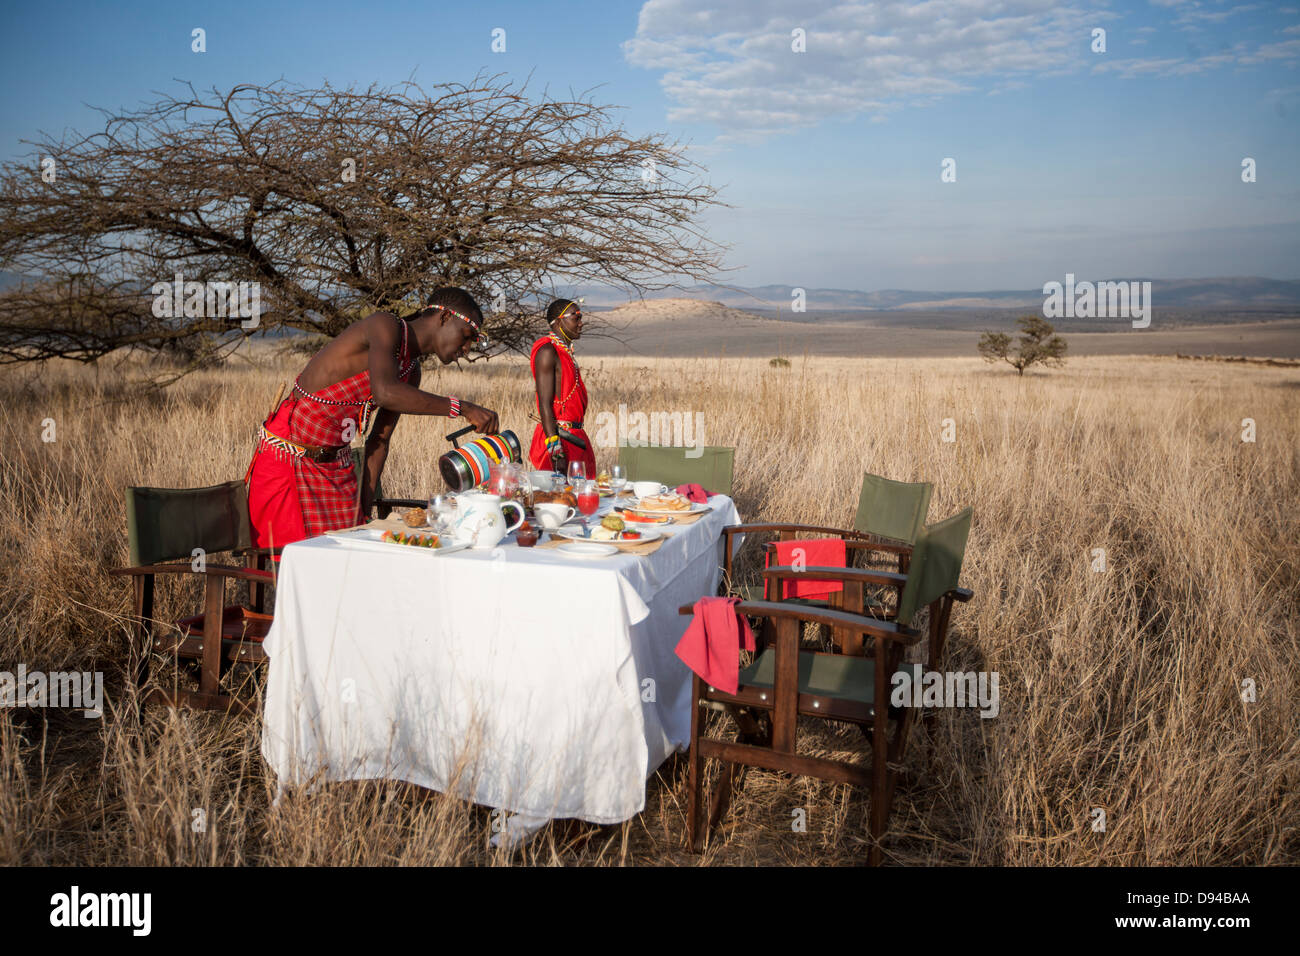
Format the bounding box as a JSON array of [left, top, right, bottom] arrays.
[[1, 0, 1297, 290]]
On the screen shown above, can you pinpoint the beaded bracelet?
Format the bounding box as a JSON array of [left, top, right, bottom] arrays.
[[448, 396, 461, 418], [544, 433, 561, 453]]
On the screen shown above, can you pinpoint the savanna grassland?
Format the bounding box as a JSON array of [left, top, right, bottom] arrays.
[[1, 346, 1297, 865]]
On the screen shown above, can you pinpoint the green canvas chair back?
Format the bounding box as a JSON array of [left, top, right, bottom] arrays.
[[125, 480, 252, 567], [896, 507, 973, 625], [617, 445, 735, 496], [853, 472, 932, 544]]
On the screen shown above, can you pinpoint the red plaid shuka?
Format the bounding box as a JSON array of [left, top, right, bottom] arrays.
[[246, 318, 418, 548]]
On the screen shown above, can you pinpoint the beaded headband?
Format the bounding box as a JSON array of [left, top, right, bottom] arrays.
[[553, 299, 584, 322], [433, 304, 488, 346]]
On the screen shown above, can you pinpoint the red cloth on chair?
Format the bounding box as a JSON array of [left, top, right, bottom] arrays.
[[767, 538, 846, 601], [675, 597, 755, 696], [674, 483, 713, 503]]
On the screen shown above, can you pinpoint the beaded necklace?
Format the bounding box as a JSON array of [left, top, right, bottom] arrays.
[[292, 318, 418, 436], [546, 331, 581, 411]]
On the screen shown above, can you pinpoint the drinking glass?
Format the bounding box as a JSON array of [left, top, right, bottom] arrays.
[[567, 461, 587, 486], [429, 494, 456, 534], [576, 480, 599, 527], [609, 464, 627, 497]]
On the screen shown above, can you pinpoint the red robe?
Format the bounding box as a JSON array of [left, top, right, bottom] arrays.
[[528, 334, 596, 477], [246, 319, 417, 550]]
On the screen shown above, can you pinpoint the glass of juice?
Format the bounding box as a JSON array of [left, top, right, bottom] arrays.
[[576, 480, 599, 528]]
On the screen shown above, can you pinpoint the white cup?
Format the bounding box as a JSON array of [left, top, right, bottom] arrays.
[[534, 503, 577, 529], [632, 481, 668, 498]]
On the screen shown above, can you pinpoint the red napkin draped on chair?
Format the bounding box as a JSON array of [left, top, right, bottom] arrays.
[[675, 597, 755, 696], [766, 538, 846, 601]]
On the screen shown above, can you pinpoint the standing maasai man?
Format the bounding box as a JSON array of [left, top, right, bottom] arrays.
[[529, 298, 596, 477], [246, 288, 500, 550]]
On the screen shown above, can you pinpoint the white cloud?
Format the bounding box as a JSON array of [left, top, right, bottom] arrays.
[[622, 0, 1109, 141], [623, 0, 1297, 141]]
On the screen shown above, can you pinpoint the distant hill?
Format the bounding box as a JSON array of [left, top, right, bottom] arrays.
[[580, 277, 1300, 311]]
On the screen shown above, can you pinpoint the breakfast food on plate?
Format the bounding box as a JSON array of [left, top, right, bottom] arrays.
[[624, 511, 670, 524], [533, 490, 578, 508], [381, 530, 440, 548], [597, 470, 611, 485], [601, 514, 625, 532], [638, 493, 689, 512], [591, 525, 618, 541], [620, 530, 642, 540], [403, 507, 428, 527]]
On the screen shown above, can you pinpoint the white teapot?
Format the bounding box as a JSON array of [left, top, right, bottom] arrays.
[[452, 491, 525, 549]]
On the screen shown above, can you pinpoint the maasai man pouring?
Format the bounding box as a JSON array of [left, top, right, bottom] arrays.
[[246, 288, 500, 550], [529, 298, 596, 477]]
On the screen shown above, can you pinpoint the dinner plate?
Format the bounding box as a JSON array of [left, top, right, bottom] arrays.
[[551, 526, 661, 544], [556, 542, 618, 558], [325, 528, 469, 555], [628, 500, 710, 516]]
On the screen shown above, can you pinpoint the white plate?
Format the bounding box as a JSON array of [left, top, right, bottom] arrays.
[[628, 499, 711, 516], [551, 526, 661, 544], [324, 528, 468, 555], [556, 542, 618, 558]]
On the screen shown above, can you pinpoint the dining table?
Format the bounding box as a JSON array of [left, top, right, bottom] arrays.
[[259, 491, 742, 842]]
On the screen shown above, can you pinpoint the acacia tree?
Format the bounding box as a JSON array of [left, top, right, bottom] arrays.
[[978, 315, 1068, 376], [0, 76, 725, 369]]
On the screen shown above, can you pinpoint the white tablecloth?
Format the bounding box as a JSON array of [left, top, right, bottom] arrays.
[[260, 496, 741, 824]]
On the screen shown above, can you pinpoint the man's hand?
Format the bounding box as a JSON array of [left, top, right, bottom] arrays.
[[550, 451, 568, 475], [461, 402, 499, 434]]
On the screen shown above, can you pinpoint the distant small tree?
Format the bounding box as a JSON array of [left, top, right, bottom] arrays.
[[978, 315, 1067, 376]]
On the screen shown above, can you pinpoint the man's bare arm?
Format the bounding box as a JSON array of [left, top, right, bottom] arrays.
[[359, 365, 410, 517], [364, 312, 497, 432]]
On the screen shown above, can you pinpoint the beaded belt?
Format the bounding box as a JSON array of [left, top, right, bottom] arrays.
[[557, 419, 584, 430], [258, 426, 351, 463]]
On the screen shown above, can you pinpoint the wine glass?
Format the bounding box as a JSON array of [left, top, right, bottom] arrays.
[[428, 494, 456, 534], [567, 460, 587, 487], [576, 479, 599, 529], [609, 464, 627, 498]]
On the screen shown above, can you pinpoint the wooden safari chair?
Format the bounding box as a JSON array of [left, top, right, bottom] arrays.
[[110, 481, 276, 715], [617, 444, 735, 496], [761, 507, 973, 660], [682, 507, 973, 863], [722, 473, 933, 649]]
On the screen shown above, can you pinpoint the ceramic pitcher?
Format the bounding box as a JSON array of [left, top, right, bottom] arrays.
[[452, 491, 525, 549]]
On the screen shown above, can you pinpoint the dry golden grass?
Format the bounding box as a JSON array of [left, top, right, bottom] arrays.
[[1, 345, 1297, 865]]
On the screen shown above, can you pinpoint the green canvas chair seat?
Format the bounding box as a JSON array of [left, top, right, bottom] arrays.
[[618, 445, 735, 496], [737, 647, 907, 716]]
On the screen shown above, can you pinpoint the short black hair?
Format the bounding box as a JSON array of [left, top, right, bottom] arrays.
[[422, 287, 482, 324], [546, 299, 578, 324]]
